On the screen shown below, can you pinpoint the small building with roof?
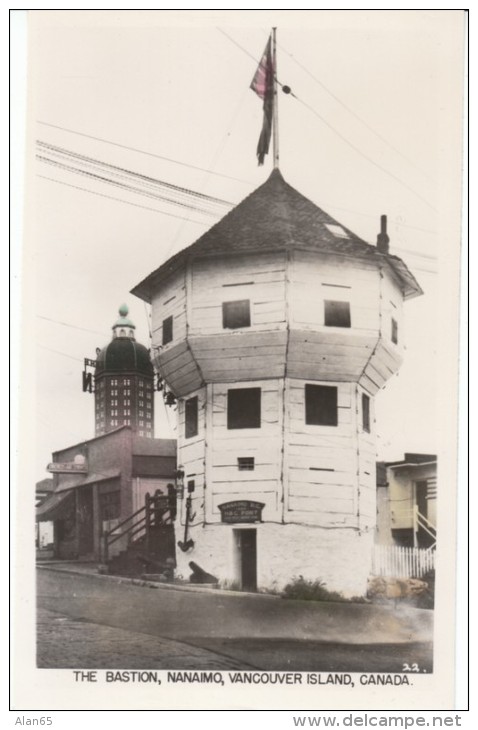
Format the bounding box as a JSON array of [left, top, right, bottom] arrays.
[[131, 168, 422, 596], [376, 453, 437, 550], [37, 426, 177, 561]]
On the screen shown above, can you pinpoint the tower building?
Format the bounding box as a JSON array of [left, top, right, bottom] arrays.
[[131, 170, 422, 595], [93, 305, 155, 437]]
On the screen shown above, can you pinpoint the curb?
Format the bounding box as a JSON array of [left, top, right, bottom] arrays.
[[36, 563, 279, 599]]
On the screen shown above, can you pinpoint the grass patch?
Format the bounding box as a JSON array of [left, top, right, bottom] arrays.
[[281, 575, 367, 603]]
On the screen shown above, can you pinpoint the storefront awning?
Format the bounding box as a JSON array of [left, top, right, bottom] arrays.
[[55, 468, 121, 493], [36, 489, 75, 522]]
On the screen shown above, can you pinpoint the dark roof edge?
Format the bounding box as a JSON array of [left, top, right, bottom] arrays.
[[51, 426, 133, 457], [131, 245, 422, 304]]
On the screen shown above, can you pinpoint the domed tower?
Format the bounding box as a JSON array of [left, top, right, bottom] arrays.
[[131, 170, 422, 595], [93, 305, 155, 437]]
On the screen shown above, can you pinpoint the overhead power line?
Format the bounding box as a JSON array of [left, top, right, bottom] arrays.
[[275, 38, 431, 182], [37, 120, 252, 186], [38, 315, 105, 336], [37, 140, 233, 208], [37, 155, 222, 217], [37, 175, 211, 226], [218, 28, 436, 212]]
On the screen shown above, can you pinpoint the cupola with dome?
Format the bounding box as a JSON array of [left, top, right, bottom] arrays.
[[93, 305, 155, 437]]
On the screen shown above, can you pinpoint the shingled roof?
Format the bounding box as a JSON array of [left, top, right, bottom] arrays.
[[131, 169, 422, 301]]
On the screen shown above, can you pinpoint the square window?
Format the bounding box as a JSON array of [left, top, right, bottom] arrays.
[[324, 300, 351, 328], [222, 300, 251, 330], [362, 393, 371, 433], [305, 384, 338, 426], [162, 316, 173, 345], [238, 457, 255, 471], [227, 388, 261, 429], [185, 396, 198, 438], [391, 318, 398, 344]]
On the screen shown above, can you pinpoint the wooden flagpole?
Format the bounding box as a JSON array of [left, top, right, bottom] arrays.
[[272, 27, 279, 168]]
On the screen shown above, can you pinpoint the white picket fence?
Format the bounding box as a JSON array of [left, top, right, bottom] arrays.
[[372, 544, 435, 579]]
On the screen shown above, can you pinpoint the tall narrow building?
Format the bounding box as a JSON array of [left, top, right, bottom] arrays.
[[131, 170, 422, 595], [94, 305, 155, 437]]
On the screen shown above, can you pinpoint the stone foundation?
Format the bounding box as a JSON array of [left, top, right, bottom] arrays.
[[174, 522, 374, 597]]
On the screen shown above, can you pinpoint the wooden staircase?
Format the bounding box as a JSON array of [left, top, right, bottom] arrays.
[[103, 489, 176, 577]]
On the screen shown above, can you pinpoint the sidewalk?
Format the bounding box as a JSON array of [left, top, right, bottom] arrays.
[[37, 561, 433, 646]]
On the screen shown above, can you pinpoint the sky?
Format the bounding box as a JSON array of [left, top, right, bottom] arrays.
[[20, 10, 465, 483]]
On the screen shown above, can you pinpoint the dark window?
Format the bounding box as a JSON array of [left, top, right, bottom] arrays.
[[227, 388, 261, 429], [99, 491, 121, 521], [185, 396, 198, 438], [187, 480, 195, 493], [362, 393, 371, 433], [238, 457, 255, 471], [391, 318, 398, 344], [305, 384, 338, 426], [162, 316, 173, 345], [222, 300, 251, 329], [324, 300, 351, 328]]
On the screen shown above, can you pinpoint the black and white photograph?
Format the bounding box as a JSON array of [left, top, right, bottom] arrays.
[[12, 9, 466, 712]]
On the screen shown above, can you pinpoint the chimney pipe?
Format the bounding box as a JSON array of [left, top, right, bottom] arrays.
[[377, 214, 390, 254]]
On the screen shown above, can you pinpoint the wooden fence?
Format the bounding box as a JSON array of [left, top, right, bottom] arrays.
[[372, 544, 435, 579]]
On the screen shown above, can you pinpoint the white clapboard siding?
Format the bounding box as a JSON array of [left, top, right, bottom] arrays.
[[287, 495, 355, 515], [380, 270, 404, 340], [151, 271, 187, 348], [290, 251, 380, 330], [190, 253, 287, 336], [211, 480, 280, 497], [289, 481, 355, 499], [211, 462, 280, 481], [288, 467, 356, 486], [288, 450, 356, 471], [288, 432, 356, 451], [211, 441, 280, 460]]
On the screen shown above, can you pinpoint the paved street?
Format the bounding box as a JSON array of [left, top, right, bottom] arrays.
[[37, 567, 433, 672], [37, 607, 249, 669]]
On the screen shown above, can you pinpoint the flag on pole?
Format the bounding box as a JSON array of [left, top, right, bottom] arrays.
[[250, 36, 274, 165]]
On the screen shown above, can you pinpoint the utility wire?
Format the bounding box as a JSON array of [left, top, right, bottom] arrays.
[[37, 142, 437, 241], [37, 315, 105, 337], [37, 344, 84, 362], [37, 175, 211, 226], [37, 175, 436, 272], [293, 95, 436, 212], [275, 38, 431, 182], [37, 156, 221, 217], [37, 140, 233, 207], [37, 120, 252, 186], [218, 27, 436, 212]]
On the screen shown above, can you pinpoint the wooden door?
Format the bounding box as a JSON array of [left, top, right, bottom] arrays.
[[239, 529, 257, 592]]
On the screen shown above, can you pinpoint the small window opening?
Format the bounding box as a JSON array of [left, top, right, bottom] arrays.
[[362, 393, 371, 433], [185, 396, 198, 438], [162, 316, 173, 345], [238, 457, 255, 471], [227, 388, 261, 429], [391, 318, 398, 344], [305, 384, 338, 426], [222, 300, 251, 329], [324, 300, 351, 328]]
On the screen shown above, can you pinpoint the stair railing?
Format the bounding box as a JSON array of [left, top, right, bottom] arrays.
[[102, 489, 175, 563], [413, 504, 437, 549]]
